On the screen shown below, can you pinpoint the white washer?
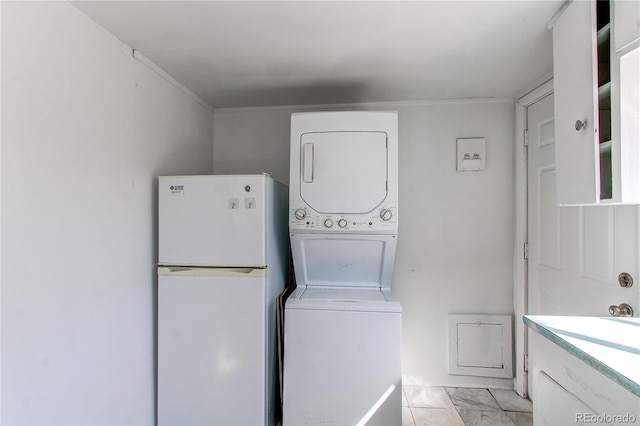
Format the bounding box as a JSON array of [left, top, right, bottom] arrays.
[[283, 111, 402, 425], [283, 287, 402, 426]]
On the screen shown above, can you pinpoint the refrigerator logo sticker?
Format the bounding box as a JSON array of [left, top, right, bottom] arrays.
[[169, 185, 185, 194]]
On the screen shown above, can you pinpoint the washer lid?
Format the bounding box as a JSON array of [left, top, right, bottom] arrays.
[[285, 286, 402, 313], [290, 233, 397, 288], [301, 286, 387, 302], [299, 131, 388, 214]]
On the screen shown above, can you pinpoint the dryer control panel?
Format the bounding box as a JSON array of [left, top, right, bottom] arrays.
[[289, 202, 398, 233]]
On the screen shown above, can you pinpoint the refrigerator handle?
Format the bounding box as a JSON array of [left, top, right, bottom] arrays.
[[158, 266, 267, 278], [302, 143, 314, 183]]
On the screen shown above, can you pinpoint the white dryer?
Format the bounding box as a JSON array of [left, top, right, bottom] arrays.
[[283, 111, 402, 426], [289, 110, 398, 238]]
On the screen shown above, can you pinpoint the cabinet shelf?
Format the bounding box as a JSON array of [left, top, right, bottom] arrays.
[[598, 81, 612, 144], [597, 23, 611, 44], [598, 81, 612, 99], [597, 1, 612, 199], [597, 25, 611, 86]]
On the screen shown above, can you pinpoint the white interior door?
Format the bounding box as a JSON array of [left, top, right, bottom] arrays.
[[299, 131, 388, 214], [526, 92, 640, 391], [527, 93, 562, 319]]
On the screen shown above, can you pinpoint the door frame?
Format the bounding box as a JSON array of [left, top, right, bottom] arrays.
[[513, 76, 554, 398]]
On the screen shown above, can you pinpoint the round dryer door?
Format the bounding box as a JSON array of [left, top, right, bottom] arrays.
[[299, 131, 388, 214]]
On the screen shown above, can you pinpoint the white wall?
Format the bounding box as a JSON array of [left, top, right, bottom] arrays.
[[213, 108, 292, 184], [1, 2, 213, 424], [213, 100, 515, 388]]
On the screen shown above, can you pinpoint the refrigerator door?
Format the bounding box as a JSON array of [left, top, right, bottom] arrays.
[[157, 267, 268, 425], [159, 175, 267, 267]]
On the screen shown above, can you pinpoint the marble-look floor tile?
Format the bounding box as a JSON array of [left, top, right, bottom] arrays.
[[489, 389, 532, 412], [445, 388, 502, 411], [505, 411, 533, 426], [404, 386, 455, 409], [402, 388, 409, 407], [402, 406, 415, 426], [411, 407, 465, 426], [457, 409, 517, 426]]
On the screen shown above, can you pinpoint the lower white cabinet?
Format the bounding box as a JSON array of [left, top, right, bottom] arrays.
[[614, 0, 640, 52], [531, 333, 639, 425], [535, 370, 598, 426]]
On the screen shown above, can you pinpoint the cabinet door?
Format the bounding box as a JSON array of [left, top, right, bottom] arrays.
[[534, 371, 597, 426], [553, 0, 600, 205], [616, 45, 640, 203]]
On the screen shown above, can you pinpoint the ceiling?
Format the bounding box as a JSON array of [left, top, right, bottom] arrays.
[[72, 1, 563, 109]]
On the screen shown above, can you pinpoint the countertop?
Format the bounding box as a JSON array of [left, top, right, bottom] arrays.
[[524, 315, 640, 397]]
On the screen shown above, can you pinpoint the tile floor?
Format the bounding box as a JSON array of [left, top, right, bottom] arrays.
[[402, 386, 533, 426]]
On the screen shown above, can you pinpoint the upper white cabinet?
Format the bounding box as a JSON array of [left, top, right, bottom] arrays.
[[614, 0, 640, 52], [552, 0, 640, 205]]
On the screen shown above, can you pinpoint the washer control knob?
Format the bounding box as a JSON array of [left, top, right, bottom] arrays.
[[380, 209, 393, 221], [338, 219, 348, 228], [294, 208, 306, 220], [323, 218, 334, 228]]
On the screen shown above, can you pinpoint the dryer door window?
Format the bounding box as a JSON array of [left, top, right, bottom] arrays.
[[299, 131, 387, 214]]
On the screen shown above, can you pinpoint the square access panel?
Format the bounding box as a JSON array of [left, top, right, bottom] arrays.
[[456, 137, 486, 171], [448, 314, 513, 378]]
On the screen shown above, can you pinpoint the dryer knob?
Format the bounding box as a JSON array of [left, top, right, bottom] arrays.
[[323, 218, 334, 228], [338, 219, 348, 228], [380, 209, 393, 221], [294, 208, 306, 220]]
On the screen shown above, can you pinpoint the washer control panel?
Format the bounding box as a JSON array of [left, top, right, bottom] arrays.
[[290, 203, 398, 232]]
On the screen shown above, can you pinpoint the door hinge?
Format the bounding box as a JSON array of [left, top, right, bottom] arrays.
[[524, 129, 529, 147], [524, 354, 529, 372], [524, 242, 529, 259]]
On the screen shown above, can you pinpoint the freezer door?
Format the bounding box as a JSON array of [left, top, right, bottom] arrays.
[[157, 270, 268, 425], [159, 175, 267, 267]]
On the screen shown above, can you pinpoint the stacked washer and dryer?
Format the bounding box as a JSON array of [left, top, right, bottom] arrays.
[[282, 111, 402, 426]]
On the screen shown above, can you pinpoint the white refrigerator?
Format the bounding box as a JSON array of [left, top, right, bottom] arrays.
[[157, 174, 288, 426]]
